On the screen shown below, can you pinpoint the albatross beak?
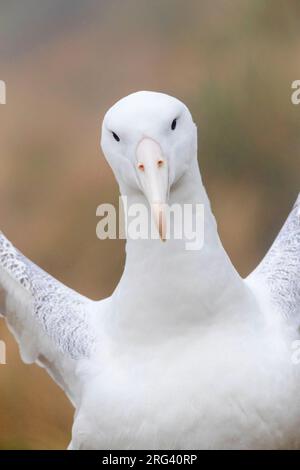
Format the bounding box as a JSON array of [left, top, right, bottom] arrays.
[[136, 138, 169, 241]]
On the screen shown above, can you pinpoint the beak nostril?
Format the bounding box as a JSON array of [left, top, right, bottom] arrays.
[[135, 138, 168, 241]]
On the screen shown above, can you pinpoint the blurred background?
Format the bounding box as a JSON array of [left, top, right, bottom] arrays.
[[0, 0, 299, 449]]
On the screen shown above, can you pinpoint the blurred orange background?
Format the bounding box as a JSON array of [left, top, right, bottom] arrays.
[[0, 0, 300, 449]]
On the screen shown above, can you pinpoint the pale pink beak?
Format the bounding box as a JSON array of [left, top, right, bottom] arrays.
[[136, 138, 169, 241]]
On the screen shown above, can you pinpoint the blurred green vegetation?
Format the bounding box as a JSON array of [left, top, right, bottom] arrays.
[[0, 0, 299, 449]]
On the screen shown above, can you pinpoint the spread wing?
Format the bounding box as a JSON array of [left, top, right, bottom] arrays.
[[247, 194, 300, 324], [0, 232, 97, 405]]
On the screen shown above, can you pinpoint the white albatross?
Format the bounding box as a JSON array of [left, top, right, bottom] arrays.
[[0, 91, 300, 449]]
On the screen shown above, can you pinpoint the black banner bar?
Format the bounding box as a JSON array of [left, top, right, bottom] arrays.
[[0, 450, 299, 467]]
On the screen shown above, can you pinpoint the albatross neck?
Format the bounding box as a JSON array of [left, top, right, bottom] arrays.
[[111, 158, 255, 335]]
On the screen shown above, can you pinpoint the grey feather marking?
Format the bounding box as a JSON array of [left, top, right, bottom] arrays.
[[0, 232, 96, 359], [253, 194, 300, 320]]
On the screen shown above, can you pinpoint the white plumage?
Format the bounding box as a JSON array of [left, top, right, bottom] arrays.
[[0, 91, 300, 449]]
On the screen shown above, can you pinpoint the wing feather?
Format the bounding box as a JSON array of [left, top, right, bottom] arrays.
[[0, 232, 97, 404], [247, 194, 300, 322]]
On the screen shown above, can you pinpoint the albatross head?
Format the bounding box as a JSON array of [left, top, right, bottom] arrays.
[[101, 91, 197, 240]]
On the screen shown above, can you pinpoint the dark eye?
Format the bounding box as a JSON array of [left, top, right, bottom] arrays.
[[171, 118, 177, 130], [112, 131, 120, 142]]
